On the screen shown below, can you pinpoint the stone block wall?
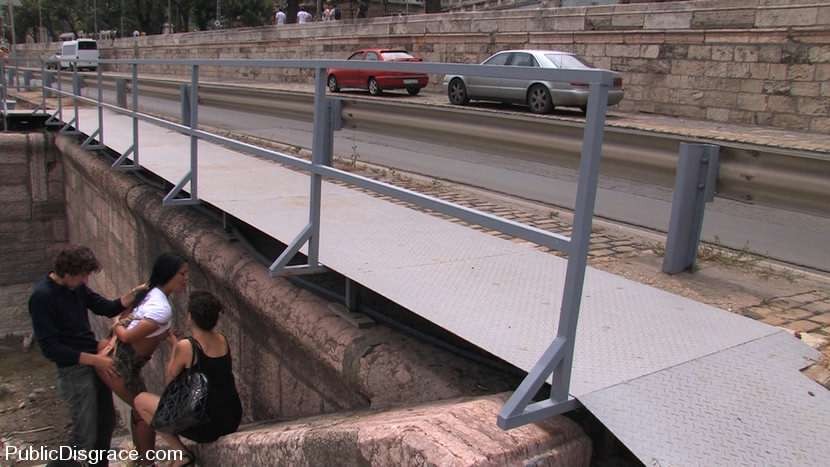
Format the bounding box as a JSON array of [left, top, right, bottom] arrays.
[[0, 133, 67, 336], [14, 0, 830, 131]]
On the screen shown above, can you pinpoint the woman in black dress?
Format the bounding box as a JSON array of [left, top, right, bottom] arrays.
[[134, 291, 242, 467]]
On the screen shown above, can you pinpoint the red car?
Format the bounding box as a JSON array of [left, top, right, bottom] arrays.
[[327, 49, 429, 96]]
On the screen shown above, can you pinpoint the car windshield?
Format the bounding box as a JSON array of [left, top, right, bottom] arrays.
[[381, 51, 414, 60], [545, 54, 591, 69]]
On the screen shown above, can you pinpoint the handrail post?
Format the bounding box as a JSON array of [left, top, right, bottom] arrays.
[[131, 63, 139, 166], [307, 67, 330, 267], [190, 64, 199, 200], [97, 62, 104, 145]]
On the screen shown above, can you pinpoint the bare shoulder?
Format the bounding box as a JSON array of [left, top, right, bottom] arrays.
[[175, 339, 193, 361]]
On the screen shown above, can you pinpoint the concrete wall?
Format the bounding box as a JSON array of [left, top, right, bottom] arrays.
[[0, 133, 66, 336], [53, 134, 514, 428]]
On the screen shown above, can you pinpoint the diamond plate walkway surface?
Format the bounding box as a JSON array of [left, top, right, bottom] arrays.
[[75, 108, 830, 466]]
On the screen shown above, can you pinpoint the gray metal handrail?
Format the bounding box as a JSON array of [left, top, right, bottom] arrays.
[[9, 56, 611, 431]]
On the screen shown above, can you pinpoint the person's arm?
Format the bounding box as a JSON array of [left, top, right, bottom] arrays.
[[78, 351, 117, 377], [113, 318, 160, 344], [165, 339, 192, 385], [85, 283, 146, 317]]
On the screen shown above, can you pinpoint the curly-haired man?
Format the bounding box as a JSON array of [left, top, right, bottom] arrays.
[[28, 245, 144, 466]]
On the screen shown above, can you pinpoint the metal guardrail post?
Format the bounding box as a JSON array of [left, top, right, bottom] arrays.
[[180, 84, 191, 126], [97, 65, 104, 146], [268, 66, 331, 276], [162, 65, 199, 205], [72, 72, 82, 96], [59, 63, 81, 135], [116, 78, 127, 108], [1, 62, 7, 132], [662, 143, 720, 274], [81, 62, 105, 150], [131, 64, 139, 165], [44, 65, 64, 127], [190, 66, 199, 200], [23, 70, 32, 91], [110, 66, 140, 169], [497, 80, 610, 429], [40, 62, 48, 112]]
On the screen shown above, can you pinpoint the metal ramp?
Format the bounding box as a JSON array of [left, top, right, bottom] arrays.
[[72, 107, 830, 466]]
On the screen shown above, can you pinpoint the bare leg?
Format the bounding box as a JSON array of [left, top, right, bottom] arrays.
[[135, 393, 193, 467], [132, 408, 157, 464]]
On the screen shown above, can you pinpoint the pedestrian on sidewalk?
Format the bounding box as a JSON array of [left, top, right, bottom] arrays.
[[275, 8, 287, 25], [297, 6, 313, 24], [357, 0, 369, 19], [28, 246, 145, 467]]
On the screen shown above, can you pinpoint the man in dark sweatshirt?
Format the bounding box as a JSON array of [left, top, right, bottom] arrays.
[[28, 245, 143, 466]]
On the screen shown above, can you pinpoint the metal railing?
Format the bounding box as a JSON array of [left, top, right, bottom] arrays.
[[3, 56, 614, 430]]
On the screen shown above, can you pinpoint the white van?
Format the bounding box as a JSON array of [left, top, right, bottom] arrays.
[[59, 39, 99, 71]]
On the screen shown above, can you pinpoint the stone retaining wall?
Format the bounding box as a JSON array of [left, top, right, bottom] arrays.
[[0, 133, 66, 336]]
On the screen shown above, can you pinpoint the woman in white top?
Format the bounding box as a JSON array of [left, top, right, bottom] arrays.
[[96, 253, 188, 466]]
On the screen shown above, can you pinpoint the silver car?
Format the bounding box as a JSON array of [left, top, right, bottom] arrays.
[[443, 50, 624, 114]]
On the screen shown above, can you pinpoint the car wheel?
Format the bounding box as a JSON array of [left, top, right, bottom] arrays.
[[448, 78, 469, 105], [327, 74, 340, 92], [406, 87, 420, 96], [527, 84, 554, 114], [368, 78, 382, 96]]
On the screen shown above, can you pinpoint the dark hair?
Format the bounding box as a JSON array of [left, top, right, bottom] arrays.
[[188, 291, 223, 331], [133, 253, 187, 306], [54, 246, 100, 277]]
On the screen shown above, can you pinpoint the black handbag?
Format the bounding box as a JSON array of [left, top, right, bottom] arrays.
[[150, 337, 210, 434]]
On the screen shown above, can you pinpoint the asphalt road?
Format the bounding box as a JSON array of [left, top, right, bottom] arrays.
[[73, 85, 830, 272]]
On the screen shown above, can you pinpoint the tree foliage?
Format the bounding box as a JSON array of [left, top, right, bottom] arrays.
[[8, 0, 275, 41]]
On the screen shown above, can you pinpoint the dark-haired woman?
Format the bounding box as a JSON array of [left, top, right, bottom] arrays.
[[96, 253, 189, 464], [134, 291, 242, 467]]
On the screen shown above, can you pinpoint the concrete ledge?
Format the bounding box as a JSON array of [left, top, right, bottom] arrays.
[[194, 394, 592, 467]]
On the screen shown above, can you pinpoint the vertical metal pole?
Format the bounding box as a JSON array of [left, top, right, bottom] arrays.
[[662, 143, 720, 274], [180, 84, 191, 126], [56, 64, 62, 118], [1, 62, 7, 132], [97, 63, 103, 145], [345, 278, 359, 311], [40, 61, 46, 111], [549, 80, 609, 403], [190, 65, 199, 199], [307, 67, 328, 266], [131, 63, 139, 165], [116, 78, 127, 107], [72, 64, 79, 128]]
